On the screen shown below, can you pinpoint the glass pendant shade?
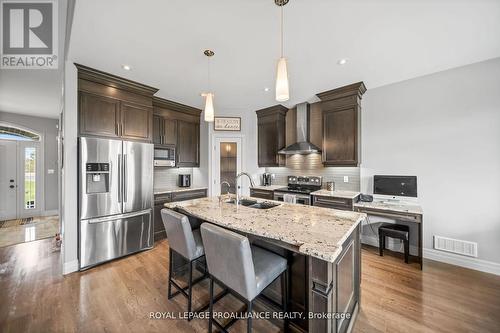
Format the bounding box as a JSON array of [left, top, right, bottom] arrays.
[[275, 57, 290, 102], [203, 93, 215, 122]]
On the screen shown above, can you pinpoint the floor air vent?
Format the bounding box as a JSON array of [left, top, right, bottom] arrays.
[[433, 236, 478, 257]]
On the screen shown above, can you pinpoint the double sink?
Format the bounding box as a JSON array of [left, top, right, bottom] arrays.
[[225, 198, 280, 210]]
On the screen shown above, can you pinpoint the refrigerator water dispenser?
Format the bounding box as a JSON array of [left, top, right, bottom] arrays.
[[86, 163, 110, 193]]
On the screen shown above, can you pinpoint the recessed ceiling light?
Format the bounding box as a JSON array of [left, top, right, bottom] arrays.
[[122, 64, 131, 71], [337, 59, 348, 65], [264, 87, 270, 92]]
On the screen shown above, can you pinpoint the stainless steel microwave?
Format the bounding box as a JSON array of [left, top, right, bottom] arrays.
[[154, 146, 175, 167]]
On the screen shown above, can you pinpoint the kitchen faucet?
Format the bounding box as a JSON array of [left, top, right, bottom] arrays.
[[235, 172, 255, 203], [220, 181, 231, 194]]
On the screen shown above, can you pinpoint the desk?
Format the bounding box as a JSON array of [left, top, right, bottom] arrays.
[[353, 201, 423, 269]]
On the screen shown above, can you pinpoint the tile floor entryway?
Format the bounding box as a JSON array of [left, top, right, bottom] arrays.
[[0, 215, 59, 247]]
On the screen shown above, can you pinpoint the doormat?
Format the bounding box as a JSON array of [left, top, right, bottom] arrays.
[[0, 217, 34, 228]]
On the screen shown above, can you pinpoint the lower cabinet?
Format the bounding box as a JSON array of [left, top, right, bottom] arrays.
[[249, 188, 274, 200], [312, 195, 357, 211], [153, 189, 207, 241]]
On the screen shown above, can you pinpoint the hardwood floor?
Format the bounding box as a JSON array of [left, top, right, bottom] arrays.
[[1, 238, 499, 333]]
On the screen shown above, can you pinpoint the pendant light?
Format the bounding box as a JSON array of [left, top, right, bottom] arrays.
[[275, 0, 290, 102], [202, 49, 215, 122]]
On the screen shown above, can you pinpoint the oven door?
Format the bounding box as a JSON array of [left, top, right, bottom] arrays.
[[274, 192, 311, 205]]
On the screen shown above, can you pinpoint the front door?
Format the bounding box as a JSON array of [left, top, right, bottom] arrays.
[[0, 141, 18, 220], [18, 141, 42, 218]]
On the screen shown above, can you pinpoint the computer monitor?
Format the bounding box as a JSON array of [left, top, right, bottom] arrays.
[[373, 175, 417, 198]]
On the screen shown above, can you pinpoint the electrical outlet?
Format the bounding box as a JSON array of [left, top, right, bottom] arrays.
[[343, 176, 349, 183]]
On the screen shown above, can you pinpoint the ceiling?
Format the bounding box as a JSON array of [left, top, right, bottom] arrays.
[[24, 0, 500, 117], [0, 0, 70, 119]]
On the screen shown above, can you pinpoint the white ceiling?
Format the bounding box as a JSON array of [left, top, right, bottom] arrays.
[[62, 0, 500, 113], [0, 0, 69, 119]]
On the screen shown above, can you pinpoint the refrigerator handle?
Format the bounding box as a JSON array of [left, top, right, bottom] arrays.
[[123, 154, 127, 202], [118, 155, 122, 203]]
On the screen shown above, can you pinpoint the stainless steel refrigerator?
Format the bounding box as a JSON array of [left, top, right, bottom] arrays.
[[78, 137, 153, 270]]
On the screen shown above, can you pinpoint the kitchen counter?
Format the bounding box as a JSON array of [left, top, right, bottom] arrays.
[[354, 200, 423, 215], [165, 196, 364, 332], [154, 186, 208, 195], [165, 196, 365, 263], [249, 185, 284, 191], [311, 189, 360, 199]]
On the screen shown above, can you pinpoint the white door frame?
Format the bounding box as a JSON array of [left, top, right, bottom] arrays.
[[210, 133, 245, 196], [0, 140, 17, 220]]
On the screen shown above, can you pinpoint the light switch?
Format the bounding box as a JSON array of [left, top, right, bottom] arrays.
[[48, 169, 55, 174], [344, 176, 349, 183]]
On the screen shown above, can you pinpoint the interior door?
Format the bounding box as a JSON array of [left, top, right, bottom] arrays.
[[0, 141, 17, 220], [123, 141, 153, 213], [213, 137, 242, 196], [18, 141, 42, 218]]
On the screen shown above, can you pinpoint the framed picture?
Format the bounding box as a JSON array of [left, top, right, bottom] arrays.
[[214, 117, 241, 131]]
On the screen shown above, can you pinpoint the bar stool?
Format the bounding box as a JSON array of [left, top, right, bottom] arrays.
[[200, 223, 288, 333], [161, 209, 208, 319], [378, 223, 410, 263]]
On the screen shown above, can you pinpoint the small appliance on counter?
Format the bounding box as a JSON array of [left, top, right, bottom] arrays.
[[178, 174, 191, 187], [262, 172, 273, 186]]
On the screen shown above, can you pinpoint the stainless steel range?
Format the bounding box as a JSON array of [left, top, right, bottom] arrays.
[[273, 176, 322, 205]]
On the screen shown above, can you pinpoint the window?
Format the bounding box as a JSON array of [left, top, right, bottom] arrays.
[[24, 147, 36, 209], [0, 125, 40, 141]]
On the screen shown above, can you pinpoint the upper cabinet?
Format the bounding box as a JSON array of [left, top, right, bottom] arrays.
[[153, 97, 201, 167], [317, 82, 366, 166], [76, 64, 158, 142], [256, 105, 288, 167]]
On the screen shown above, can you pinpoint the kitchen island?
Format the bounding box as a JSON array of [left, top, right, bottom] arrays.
[[165, 197, 366, 333]]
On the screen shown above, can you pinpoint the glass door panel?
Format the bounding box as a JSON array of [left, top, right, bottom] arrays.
[[220, 142, 237, 194]]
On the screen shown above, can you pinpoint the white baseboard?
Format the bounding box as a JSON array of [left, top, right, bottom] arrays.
[[361, 235, 500, 276], [41, 209, 59, 217], [63, 260, 79, 275], [423, 248, 500, 276]]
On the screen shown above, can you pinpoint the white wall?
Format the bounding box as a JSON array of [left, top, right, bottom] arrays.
[[61, 61, 79, 274], [361, 58, 500, 269], [208, 107, 263, 196]]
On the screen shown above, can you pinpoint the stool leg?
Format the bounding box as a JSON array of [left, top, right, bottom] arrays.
[[247, 300, 253, 333], [187, 260, 193, 320], [404, 239, 410, 264], [208, 278, 214, 333], [168, 248, 173, 299], [379, 233, 384, 256]]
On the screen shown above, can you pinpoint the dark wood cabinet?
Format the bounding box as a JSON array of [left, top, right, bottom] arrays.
[[120, 102, 152, 141], [249, 188, 274, 200], [153, 97, 201, 167], [177, 120, 199, 167], [153, 189, 207, 241], [256, 105, 288, 167], [153, 114, 178, 146], [76, 64, 158, 142], [312, 194, 358, 211], [79, 93, 120, 138], [317, 82, 366, 166]]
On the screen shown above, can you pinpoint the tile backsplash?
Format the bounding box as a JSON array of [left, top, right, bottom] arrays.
[[265, 154, 360, 191], [154, 167, 193, 190]]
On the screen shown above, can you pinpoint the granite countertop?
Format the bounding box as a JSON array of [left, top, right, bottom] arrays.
[[250, 185, 285, 191], [353, 200, 423, 215], [154, 187, 208, 195], [311, 189, 361, 200], [165, 197, 366, 263]]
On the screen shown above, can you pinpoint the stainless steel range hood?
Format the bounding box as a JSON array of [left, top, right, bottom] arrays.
[[278, 102, 322, 155]]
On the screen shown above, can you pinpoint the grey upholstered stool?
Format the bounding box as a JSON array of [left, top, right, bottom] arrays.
[[200, 223, 288, 333], [161, 209, 208, 319]]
